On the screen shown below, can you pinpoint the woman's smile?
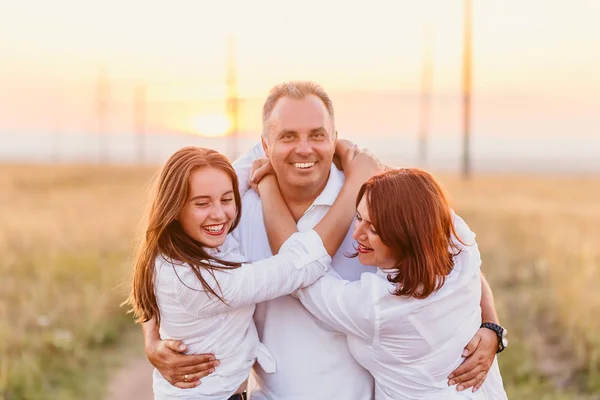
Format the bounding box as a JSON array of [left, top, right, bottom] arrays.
[[357, 242, 374, 254]]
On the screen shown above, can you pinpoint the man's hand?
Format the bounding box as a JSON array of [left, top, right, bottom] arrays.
[[448, 327, 498, 392], [146, 338, 219, 389]]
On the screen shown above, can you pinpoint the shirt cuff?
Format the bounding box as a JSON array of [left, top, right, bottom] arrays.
[[280, 230, 331, 270]]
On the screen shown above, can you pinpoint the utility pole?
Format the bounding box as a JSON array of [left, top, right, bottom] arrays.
[[96, 66, 109, 163], [461, 0, 473, 179], [135, 84, 147, 164], [418, 24, 434, 168], [226, 35, 239, 161]]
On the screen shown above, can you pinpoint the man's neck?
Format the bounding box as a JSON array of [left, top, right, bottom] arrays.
[[277, 173, 330, 223]]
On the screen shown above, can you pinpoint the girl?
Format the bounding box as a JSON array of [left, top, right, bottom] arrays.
[[125, 146, 377, 399]]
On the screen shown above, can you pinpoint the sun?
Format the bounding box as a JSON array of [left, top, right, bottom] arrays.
[[190, 114, 231, 137]]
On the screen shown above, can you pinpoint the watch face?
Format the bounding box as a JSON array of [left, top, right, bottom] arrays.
[[501, 328, 508, 348]]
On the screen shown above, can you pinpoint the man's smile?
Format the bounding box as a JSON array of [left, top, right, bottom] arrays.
[[291, 161, 317, 170]]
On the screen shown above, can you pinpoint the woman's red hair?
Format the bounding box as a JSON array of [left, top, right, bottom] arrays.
[[357, 168, 466, 299]]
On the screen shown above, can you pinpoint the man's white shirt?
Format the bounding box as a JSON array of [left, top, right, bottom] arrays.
[[232, 144, 376, 400]]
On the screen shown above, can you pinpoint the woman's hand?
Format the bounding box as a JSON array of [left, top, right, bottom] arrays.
[[333, 139, 359, 171], [249, 157, 274, 193], [335, 139, 386, 184], [345, 148, 386, 186]]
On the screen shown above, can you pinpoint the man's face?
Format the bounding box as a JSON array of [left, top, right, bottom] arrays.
[[262, 95, 336, 192]]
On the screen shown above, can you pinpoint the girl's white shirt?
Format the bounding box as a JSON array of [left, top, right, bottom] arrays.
[[152, 230, 331, 399]]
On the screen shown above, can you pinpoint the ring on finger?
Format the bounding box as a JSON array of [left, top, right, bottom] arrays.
[[184, 374, 189, 382]]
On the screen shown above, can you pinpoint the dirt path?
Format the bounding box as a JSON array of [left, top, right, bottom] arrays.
[[105, 356, 154, 400]]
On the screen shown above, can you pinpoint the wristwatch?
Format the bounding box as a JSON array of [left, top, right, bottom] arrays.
[[481, 322, 508, 353]]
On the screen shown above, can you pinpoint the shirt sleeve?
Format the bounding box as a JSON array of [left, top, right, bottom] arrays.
[[232, 142, 265, 199], [230, 189, 263, 261], [175, 230, 331, 317], [294, 270, 378, 341]]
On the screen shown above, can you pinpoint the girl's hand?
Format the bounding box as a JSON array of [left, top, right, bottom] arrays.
[[333, 139, 359, 172], [249, 158, 274, 192]]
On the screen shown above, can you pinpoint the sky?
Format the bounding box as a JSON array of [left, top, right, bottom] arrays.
[[0, 0, 599, 147]]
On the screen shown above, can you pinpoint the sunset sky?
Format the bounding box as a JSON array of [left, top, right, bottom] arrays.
[[1, 0, 599, 142]]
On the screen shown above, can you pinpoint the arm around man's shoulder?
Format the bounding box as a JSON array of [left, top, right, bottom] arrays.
[[232, 143, 265, 198], [230, 188, 264, 258]]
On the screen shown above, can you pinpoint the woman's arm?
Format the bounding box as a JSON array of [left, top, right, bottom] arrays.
[[294, 269, 377, 341]]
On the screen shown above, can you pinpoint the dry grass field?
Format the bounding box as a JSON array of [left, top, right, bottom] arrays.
[[0, 164, 154, 400], [0, 164, 599, 399], [441, 174, 600, 399]]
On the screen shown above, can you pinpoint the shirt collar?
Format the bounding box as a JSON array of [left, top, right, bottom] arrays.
[[310, 164, 345, 208], [204, 234, 246, 263], [376, 268, 396, 281]]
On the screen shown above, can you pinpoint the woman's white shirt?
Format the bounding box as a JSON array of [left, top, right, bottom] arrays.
[[295, 215, 508, 400], [152, 230, 331, 399]]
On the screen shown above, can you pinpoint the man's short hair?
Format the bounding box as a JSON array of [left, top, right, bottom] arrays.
[[262, 81, 335, 136]]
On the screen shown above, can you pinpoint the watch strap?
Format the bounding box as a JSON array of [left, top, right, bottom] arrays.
[[481, 322, 506, 353]]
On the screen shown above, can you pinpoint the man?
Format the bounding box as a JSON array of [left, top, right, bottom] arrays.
[[143, 81, 506, 399]]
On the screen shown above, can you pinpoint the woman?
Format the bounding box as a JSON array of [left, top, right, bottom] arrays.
[[125, 146, 376, 399], [258, 168, 508, 399]]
